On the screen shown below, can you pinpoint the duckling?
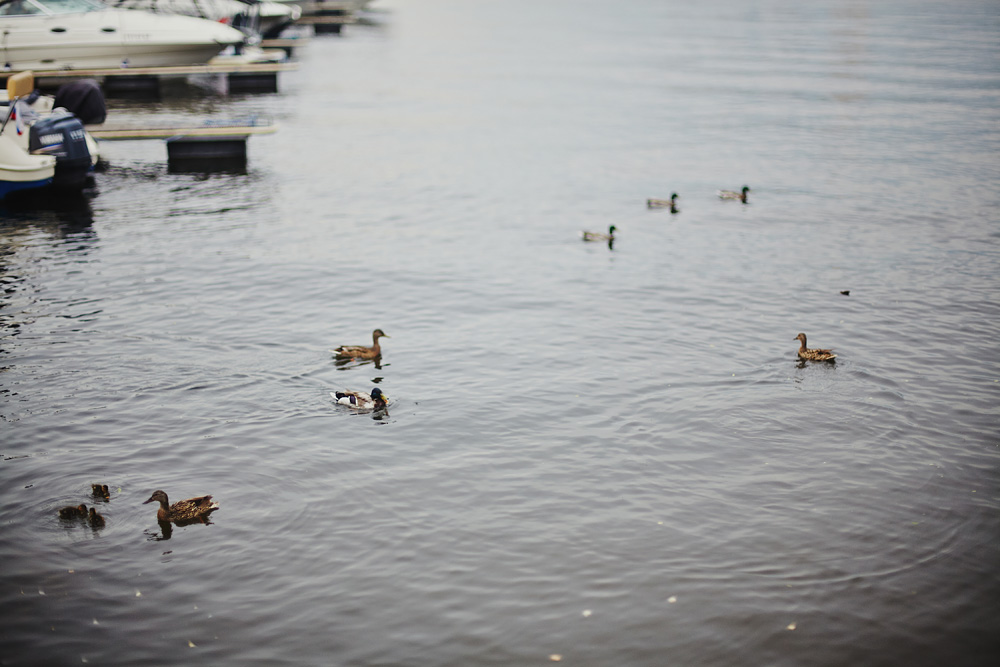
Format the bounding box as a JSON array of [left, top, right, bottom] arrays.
[[58, 504, 88, 519], [794, 333, 837, 362], [88, 507, 105, 528], [718, 185, 750, 203], [581, 225, 616, 242], [331, 387, 388, 411], [91, 484, 110, 500], [647, 193, 679, 212], [143, 490, 219, 524], [333, 329, 389, 360], [840, 290, 850, 296]]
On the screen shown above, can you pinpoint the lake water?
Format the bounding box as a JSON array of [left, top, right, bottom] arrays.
[[2, 0, 999, 664]]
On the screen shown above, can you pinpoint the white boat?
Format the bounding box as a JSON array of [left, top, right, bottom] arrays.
[[107, 0, 301, 40], [1, 71, 98, 191], [0, 0, 247, 71], [0, 112, 56, 198]]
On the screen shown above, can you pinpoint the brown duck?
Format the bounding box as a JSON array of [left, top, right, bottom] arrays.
[[58, 504, 88, 519], [795, 333, 836, 362], [88, 507, 106, 528], [144, 490, 219, 524], [333, 329, 389, 360], [91, 484, 110, 500]]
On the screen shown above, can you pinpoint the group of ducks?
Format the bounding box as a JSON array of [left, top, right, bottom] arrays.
[[581, 185, 839, 362], [57, 484, 221, 528], [53, 330, 395, 532], [55, 323, 832, 533], [581, 186, 752, 244], [329, 328, 391, 411], [57, 484, 110, 528]]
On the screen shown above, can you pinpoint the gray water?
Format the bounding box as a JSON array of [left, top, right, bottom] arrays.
[[2, 0, 999, 665]]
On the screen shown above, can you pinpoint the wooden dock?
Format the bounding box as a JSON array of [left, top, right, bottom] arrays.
[[88, 119, 278, 167]]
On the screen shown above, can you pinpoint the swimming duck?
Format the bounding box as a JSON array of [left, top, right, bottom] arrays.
[[718, 186, 750, 203], [331, 387, 388, 410], [794, 333, 836, 362], [333, 329, 389, 360], [647, 193, 679, 211], [581, 225, 616, 242], [88, 507, 105, 528], [58, 504, 88, 519], [143, 490, 219, 524], [91, 484, 110, 500]]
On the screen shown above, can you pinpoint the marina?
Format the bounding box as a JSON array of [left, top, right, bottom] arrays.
[[1, 1, 999, 666]]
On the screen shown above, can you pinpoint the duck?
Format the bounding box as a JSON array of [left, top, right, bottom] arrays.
[[143, 490, 219, 524], [647, 193, 679, 211], [88, 507, 105, 528], [581, 225, 616, 242], [333, 329, 389, 360], [794, 333, 837, 362], [58, 504, 88, 519], [331, 387, 388, 410], [91, 484, 110, 500], [718, 186, 750, 203]]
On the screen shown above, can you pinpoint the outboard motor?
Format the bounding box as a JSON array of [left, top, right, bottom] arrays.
[[28, 110, 92, 190]]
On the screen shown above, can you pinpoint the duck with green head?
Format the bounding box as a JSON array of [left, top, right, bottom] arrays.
[[718, 186, 750, 203]]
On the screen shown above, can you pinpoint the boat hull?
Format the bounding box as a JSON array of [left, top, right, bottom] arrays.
[[0, 134, 56, 199], [0, 9, 246, 71]]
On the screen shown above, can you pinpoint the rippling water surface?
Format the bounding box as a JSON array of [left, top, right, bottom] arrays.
[[2, 0, 999, 664]]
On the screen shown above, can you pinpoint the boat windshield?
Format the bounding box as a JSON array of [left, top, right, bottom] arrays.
[[0, 0, 104, 16]]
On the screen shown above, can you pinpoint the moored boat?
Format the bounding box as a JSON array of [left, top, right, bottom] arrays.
[[0, 0, 246, 71]]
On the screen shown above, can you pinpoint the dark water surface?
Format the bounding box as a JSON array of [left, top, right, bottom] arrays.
[[2, 1, 999, 664]]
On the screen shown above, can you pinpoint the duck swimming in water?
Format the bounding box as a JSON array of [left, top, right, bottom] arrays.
[[794, 333, 837, 362], [331, 387, 388, 411], [88, 507, 105, 528], [581, 225, 616, 242], [333, 329, 389, 360], [58, 504, 88, 519], [718, 186, 750, 203], [144, 490, 219, 524], [647, 193, 679, 212], [91, 484, 110, 500]]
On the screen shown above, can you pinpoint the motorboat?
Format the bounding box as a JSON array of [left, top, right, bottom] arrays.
[[0, 0, 247, 71], [0, 113, 55, 198], [107, 0, 302, 40], [1, 71, 99, 191]]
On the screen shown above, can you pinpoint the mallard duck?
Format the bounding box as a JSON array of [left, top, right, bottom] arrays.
[[88, 507, 105, 528], [91, 484, 110, 500], [331, 387, 388, 410], [647, 193, 679, 211], [58, 504, 88, 519], [718, 186, 750, 203], [333, 329, 389, 360], [143, 490, 219, 524], [795, 333, 836, 362], [581, 225, 616, 242]]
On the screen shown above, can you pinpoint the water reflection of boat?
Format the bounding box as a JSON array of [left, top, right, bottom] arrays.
[[0, 0, 246, 71]]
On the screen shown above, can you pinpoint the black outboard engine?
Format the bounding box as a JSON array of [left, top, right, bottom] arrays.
[[28, 111, 92, 190]]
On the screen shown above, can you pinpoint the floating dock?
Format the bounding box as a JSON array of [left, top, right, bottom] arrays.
[[88, 119, 278, 169], [5, 60, 298, 96]]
